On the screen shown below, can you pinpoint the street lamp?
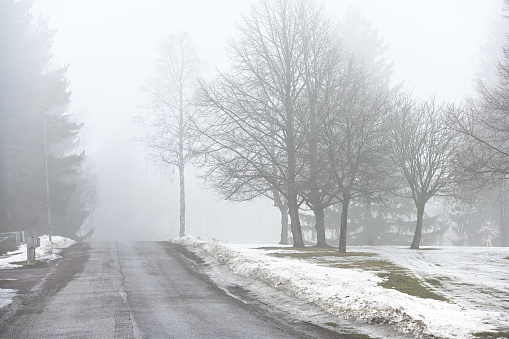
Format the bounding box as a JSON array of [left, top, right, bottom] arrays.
[[44, 120, 52, 242]]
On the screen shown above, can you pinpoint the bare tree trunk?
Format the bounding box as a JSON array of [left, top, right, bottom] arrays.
[[306, 95, 326, 246], [338, 198, 350, 253], [287, 161, 304, 247], [366, 203, 375, 246], [286, 96, 304, 247], [178, 100, 186, 237], [140, 33, 199, 238], [411, 203, 425, 249], [279, 205, 289, 245], [314, 205, 327, 247], [179, 160, 185, 237], [274, 191, 289, 245], [288, 194, 304, 248], [288, 151, 304, 247], [499, 191, 508, 247]]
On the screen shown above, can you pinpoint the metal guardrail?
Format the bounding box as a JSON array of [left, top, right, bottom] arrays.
[[0, 231, 26, 254], [0, 232, 18, 243], [0, 231, 39, 263]]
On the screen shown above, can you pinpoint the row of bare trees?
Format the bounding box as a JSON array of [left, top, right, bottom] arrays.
[[195, 0, 463, 251], [139, 0, 509, 250]]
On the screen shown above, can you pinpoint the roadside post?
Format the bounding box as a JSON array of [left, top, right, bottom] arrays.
[[27, 236, 40, 265]]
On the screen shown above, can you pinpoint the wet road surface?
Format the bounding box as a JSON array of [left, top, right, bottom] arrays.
[[0, 241, 350, 338]]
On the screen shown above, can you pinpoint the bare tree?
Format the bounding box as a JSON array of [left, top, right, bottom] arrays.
[[198, 0, 329, 248], [297, 1, 343, 247], [272, 189, 289, 244], [297, 7, 396, 248], [389, 95, 461, 249], [447, 12, 509, 245], [323, 57, 391, 253], [138, 33, 201, 237]]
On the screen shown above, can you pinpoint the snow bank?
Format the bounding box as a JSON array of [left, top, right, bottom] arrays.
[[0, 234, 76, 270], [173, 236, 508, 339]]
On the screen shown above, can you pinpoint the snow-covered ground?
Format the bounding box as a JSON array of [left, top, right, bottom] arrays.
[[0, 235, 76, 270], [173, 236, 509, 339], [0, 235, 76, 309]]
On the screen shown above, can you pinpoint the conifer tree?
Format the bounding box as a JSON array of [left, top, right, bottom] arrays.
[[0, 0, 93, 239]]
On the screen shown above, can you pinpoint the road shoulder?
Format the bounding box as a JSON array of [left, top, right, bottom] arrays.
[[0, 243, 89, 337]]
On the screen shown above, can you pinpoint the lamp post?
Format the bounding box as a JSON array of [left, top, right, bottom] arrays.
[[44, 120, 52, 242]]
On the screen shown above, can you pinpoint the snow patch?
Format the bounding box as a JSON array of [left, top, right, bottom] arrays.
[[0, 234, 76, 270], [0, 289, 16, 309], [0, 235, 76, 310], [172, 236, 509, 339]]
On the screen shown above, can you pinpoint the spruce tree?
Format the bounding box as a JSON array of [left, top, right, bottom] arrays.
[[0, 0, 93, 240]]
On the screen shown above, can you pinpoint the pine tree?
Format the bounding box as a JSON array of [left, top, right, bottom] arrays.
[[0, 0, 93, 240]]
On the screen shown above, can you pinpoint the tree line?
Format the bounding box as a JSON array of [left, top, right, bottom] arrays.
[[0, 1, 95, 240], [141, 0, 509, 251]]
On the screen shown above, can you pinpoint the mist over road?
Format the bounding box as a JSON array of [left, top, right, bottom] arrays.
[[0, 242, 347, 338]]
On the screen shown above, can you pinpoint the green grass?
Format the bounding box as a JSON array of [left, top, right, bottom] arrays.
[[327, 259, 403, 271], [473, 331, 509, 338], [263, 247, 447, 301], [258, 246, 339, 252], [504, 257, 509, 261], [425, 278, 442, 288], [378, 273, 448, 301], [270, 251, 377, 259]]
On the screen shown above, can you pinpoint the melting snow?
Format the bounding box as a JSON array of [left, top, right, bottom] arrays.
[[0, 234, 76, 270], [173, 236, 509, 339], [0, 235, 76, 309]]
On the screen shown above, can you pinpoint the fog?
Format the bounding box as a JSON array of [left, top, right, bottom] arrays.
[[31, 0, 505, 243]]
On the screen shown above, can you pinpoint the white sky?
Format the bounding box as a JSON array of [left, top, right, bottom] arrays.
[[30, 0, 506, 242], [348, 0, 502, 99]]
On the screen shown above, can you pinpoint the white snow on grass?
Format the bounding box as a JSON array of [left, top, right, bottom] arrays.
[[0, 235, 76, 310], [172, 236, 509, 339]]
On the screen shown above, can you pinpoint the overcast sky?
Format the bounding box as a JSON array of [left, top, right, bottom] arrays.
[[31, 0, 506, 243]]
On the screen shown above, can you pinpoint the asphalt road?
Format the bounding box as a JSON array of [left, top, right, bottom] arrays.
[[0, 241, 351, 338]]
